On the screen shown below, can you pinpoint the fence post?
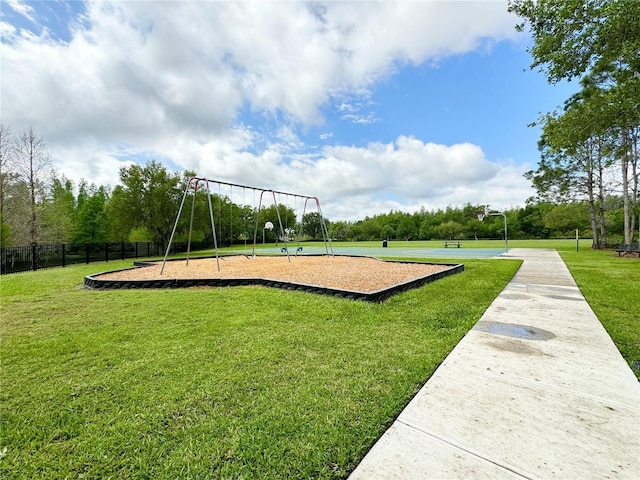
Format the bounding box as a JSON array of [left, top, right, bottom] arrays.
[[86, 243, 89, 264], [62, 243, 66, 267], [121, 241, 125, 260], [105, 243, 109, 262], [147, 242, 150, 257], [135, 242, 139, 259], [31, 242, 38, 271]]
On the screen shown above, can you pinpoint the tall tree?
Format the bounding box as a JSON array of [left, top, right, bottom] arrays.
[[529, 104, 613, 247], [40, 174, 76, 243], [301, 212, 326, 241], [617, 125, 640, 244], [358, 216, 382, 241], [542, 202, 590, 237], [13, 128, 51, 243], [107, 161, 191, 254], [436, 220, 463, 240], [328, 220, 351, 241], [509, 0, 640, 86], [631, 128, 640, 241], [396, 215, 417, 240], [0, 124, 15, 245], [510, 0, 640, 245], [74, 183, 110, 244]]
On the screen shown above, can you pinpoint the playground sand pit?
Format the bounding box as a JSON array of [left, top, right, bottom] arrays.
[[86, 255, 463, 301]]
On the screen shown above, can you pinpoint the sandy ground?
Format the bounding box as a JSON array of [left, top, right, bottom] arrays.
[[94, 255, 451, 293]]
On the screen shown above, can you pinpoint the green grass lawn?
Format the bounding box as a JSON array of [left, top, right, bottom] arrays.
[[1, 257, 519, 479], [1, 240, 637, 478], [225, 238, 594, 253], [558, 248, 640, 379]]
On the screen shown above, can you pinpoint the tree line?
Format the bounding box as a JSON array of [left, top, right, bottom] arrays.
[[1, 124, 634, 251], [327, 199, 630, 243], [0, 128, 323, 252], [3, 4, 638, 251]]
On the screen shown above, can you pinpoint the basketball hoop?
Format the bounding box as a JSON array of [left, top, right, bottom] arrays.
[[478, 204, 489, 222]]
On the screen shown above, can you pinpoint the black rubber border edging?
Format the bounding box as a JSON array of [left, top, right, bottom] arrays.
[[84, 255, 464, 303]]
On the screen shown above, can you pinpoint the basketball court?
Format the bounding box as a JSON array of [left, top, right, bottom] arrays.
[[242, 246, 506, 259]]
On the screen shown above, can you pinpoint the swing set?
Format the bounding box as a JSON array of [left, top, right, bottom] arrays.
[[160, 177, 333, 274]]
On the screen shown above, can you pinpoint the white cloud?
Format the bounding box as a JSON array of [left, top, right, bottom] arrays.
[[340, 113, 379, 125], [142, 135, 529, 221], [52, 143, 136, 189], [2, 1, 517, 136], [0, 21, 17, 39], [1, 1, 528, 221], [46, 129, 531, 221], [6, 0, 36, 22]]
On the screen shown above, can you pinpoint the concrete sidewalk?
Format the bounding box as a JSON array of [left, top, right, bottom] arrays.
[[349, 248, 639, 479]]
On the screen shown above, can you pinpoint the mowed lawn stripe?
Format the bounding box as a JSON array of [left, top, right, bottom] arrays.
[[0, 256, 530, 478]]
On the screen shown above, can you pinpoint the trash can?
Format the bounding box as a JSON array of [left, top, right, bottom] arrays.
[[382, 239, 388, 248]]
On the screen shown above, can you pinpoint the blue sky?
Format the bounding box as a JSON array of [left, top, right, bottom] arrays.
[[310, 41, 573, 162], [1, 0, 577, 221]]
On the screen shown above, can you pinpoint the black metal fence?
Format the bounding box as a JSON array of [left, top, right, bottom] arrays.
[[0, 240, 212, 275]]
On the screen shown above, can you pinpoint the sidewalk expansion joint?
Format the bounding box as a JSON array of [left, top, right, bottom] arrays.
[[467, 362, 640, 412], [508, 282, 580, 291], [396, 419, 535, 480]]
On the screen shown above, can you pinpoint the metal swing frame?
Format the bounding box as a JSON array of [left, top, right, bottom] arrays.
[[160, 176, 333, 274]]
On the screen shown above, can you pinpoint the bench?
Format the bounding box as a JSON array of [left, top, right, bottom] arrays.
[[615, 243, 640, 257], [444, 241, 461, 248]]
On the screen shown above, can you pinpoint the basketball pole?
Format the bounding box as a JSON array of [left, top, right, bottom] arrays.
[[478, 205, 508, 253]]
